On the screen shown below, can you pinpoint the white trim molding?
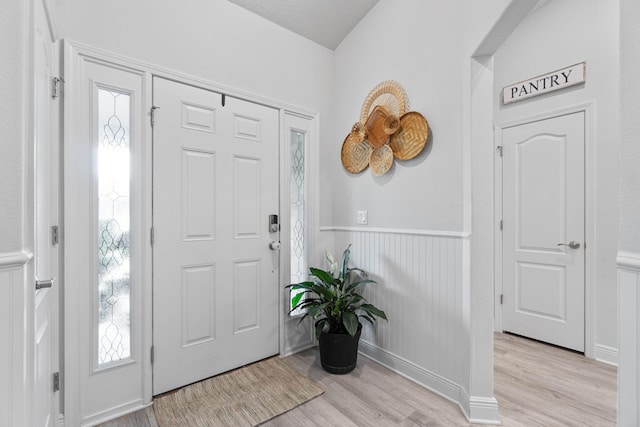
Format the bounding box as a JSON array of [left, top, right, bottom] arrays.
[[321, 226, 469, 238], [618, 251, 640, 271], [594, 344, 618, 366], [0, 250, 33, 269], [618, 250, 640, 426]]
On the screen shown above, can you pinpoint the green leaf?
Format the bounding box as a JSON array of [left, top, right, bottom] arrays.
[[340, 245, 352, 280], [344, 279, 376, 295], [291, 292, 304, 309], [360, 303, 388, 321], [342, 311, 358, 336], [315, 319, 328, 339], [309, 268, 334, 285], [359, 313, 376, 325]]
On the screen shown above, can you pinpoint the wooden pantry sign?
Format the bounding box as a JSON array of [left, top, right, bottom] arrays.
[[502, 62, 586, 104]]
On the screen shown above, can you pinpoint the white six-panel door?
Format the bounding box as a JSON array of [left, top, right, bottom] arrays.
[[152, 78, 280, 394], [502, 111, 585, 352]]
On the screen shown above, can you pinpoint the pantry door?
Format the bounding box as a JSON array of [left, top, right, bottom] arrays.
[[502, 111, 585, 352], [153, 78, 280, 394]]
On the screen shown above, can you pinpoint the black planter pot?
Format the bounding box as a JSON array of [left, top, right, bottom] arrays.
[[318, 324, 362, 374]]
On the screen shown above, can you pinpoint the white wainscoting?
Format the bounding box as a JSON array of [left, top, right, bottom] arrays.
[[618, 251, 640, 427], [325, 228, 468, 409], [0, 252, 32, 427]]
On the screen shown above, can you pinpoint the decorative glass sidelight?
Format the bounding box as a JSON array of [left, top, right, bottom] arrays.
[[290, 130, 306, 316], [97, 88, 131, 365]]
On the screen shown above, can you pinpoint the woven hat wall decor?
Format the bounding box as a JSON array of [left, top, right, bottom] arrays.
[[341, 80, 429, 176]]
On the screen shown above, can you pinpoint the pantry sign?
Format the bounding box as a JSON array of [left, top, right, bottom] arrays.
[[503, 62, 586, 104]]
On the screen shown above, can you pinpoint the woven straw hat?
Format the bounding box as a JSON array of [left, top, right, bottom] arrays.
[[389, 112, 429, 160]]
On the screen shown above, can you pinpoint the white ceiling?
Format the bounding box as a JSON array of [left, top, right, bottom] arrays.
[[227, 0, 380, 50]]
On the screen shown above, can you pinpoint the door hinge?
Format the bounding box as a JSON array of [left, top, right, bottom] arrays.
[[150, 106, 159, 127], [500, 294, 504, 305], [500, 220, 503, 231], [52, 225, 60, 245], [53, 372, 60, 392], [497, 145, 503, 157], [51, 77, 64, 99], [150, 227, 155, 245], [150, 346, 155, 364]]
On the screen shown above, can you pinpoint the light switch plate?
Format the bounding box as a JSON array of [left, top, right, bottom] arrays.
[[357, 210, 368, 225]]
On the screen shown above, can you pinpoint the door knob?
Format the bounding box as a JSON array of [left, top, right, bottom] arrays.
[[269, 241, 281, 250], [556, 241, 580, 249]]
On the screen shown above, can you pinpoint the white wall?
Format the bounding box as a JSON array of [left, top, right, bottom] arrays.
[[56, 0, 333, 122], [493, 0, 620, 360], [0, 1, 34, 426], [618, 0, 640, 423], [0, 0, 27, 253], [330, 1, 464, 231], [619, 0, 640, 255], [329, 0, 513, 422]]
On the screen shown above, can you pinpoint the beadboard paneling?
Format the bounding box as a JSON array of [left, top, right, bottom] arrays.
[[330, 229, 466, 399], [0, 264, 26, 427], [618, 251, 640, 427]]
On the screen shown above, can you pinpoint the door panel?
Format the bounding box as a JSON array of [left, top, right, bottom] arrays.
[[502, 112, 585, 352], [153, 78, 280, 394]]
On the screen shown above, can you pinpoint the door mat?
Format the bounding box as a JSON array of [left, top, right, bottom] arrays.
[[153, 357, 323, 426]]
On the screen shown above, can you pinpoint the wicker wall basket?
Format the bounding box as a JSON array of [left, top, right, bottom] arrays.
[[389, 112, 429, 161], [341, 126, 372, 174], [359, 80, 410, 127], [342, 80, 429, 176], [369, 145, 394, 176]]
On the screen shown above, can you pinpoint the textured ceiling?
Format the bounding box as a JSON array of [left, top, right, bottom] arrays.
[[227, 0, 380, 50]]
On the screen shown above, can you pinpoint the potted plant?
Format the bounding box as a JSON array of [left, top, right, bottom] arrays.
[[287, 244, 387, 374]]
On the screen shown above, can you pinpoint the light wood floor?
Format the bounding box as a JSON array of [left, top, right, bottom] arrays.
[[100, 333, 617, 426]]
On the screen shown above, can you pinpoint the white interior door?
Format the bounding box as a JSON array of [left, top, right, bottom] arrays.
[[153, 78, 280, 394], [502, 111, 585, 352], [34, 1, 60, 425]]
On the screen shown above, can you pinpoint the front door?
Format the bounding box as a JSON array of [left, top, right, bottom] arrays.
[[502, 111, 585, 352], [152, 78, 280, 394], [34, 1, 60, 425]]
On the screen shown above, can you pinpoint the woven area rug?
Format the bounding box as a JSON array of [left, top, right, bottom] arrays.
[[153, 357, 323, 426]]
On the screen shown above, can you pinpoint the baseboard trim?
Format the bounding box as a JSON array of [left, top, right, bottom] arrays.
[[281, 341, 315, 358], [81, 399, 147, 427], [358, 340, 462, 410], [595, 344, 619, 366], [459, 388, 500, 425]]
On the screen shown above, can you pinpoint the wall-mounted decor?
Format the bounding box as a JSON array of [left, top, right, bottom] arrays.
[[502, 62, 586, 104], [341, 80, 429, 176]]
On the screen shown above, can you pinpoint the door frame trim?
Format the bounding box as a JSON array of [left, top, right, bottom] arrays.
[[493, 102, 595, 358], [63, 40, 319, 419]]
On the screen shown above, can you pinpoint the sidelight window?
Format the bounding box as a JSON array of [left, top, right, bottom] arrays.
[[290, 130, 307, 316], [96, 88, 132, 366]]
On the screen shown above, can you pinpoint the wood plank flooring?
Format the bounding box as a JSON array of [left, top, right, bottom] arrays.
[[99, 333, 617, 426]]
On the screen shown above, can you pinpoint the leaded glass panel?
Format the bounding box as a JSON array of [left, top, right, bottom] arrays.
[[290, 130, 306, 316], [97, 88, 131, 365]]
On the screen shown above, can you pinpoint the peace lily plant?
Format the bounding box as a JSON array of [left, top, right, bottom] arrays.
[[288, 245, 387, 338]]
